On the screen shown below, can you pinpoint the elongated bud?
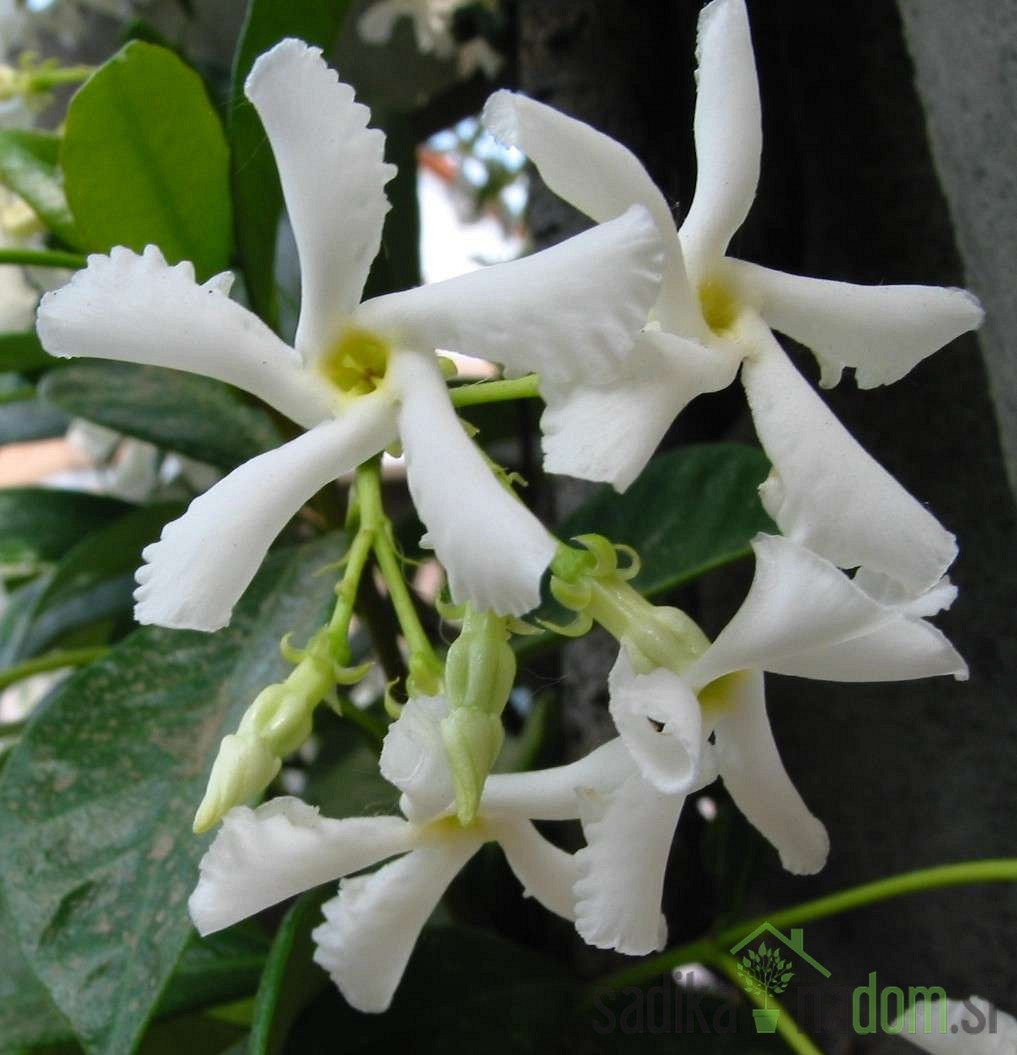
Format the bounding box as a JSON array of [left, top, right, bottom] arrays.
[[193, 733, 280, 834], [441, 607, 516, 823]]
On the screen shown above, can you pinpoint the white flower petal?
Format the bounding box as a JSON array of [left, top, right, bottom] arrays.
[[482, 90, 700, 335], [494, 817, 578, 921], [608, 650, 703, 795], [574, 770, 677, 955], [391, 350, 556, 615], [854, 568, 958, 619], [741, 325, 957, 594], [357, 0, 401, 44], [188, 798, 415, 935], [135, 399, 397, 631], [379, 695, 455, 823], [680, 0, 761, 275], [481, 738, 633, 821], [689, 535, 967, 688], [245, 40, 395, 358], [358, 206, 663, 386], [713, 671, 828, 875], [36, 245, 333, 428], [312, 834, 482, 1013], [892, 996, 1017, 1054], [540, 328, 739, 491], [728, 259, 983, 388]]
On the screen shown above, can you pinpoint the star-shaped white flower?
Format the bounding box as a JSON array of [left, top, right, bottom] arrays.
[[483, 0, 983, 597], [37, 38, 663, 628], [575, 534, 967, 956], [189, 694, 632, 1012]]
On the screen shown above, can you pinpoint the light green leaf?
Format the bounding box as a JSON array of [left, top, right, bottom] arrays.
[[560, 443, 775, 598], [229, 0, 353, 324], [0, 533, 344, 1055], [0, 129, 81, 248], [62, 41, 231, 279], [40, 361, 283, 471]]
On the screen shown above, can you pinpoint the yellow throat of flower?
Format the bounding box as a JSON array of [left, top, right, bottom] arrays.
[[318, 328, 391, 396], [698, 276, 740, 336]]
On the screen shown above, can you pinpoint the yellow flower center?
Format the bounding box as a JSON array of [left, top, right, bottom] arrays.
[[698, 669, 750, 722], [698, 276, 740, 336], [318, 328, 391, 396]]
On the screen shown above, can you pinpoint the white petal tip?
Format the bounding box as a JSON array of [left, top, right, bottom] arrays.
[[778, 820, 830, 876], [481, 90, 519, 145]]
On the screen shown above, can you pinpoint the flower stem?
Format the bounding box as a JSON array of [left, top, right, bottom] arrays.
[[0, 248, 86, 269], [595, 858, 1017, 993], [0, 646, 108, 690], [712, 952, 822, 1055], [448, 374, 541, 408], [26, 65, 95, 92], [355, 459, 442, 693]]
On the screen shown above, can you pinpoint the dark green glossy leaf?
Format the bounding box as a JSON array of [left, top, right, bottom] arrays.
[[285, 926, 575, 1054], [62, 42, 231, 278], [0, 331, 58, 373], [0, 502, 182, 665], [248, 888, 331, 1055], [560, 443, 775, 597], [40, 361, 283, 471], [0, 130, 81, 248], [0, 397, 68, 443], [0, 534, 344, 1055], [0, 488, 128, 566], [229, 0, 352, 324]]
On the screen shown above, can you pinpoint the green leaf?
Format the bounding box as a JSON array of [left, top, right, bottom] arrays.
[[0, 533, 344, 1055], [0, 502, 183, 665], [229, 0, 352, 324], [287, 926, 575, 1054], [560, 443, 775, 598], [0, 487, 128, 566], [0, 330, 58, 373], [0, 396, 68, 443], [62, 41, 231, 279], [247, 888, 331, 1055], [0, 129, 81, 248], [40, 361, 283, 470]]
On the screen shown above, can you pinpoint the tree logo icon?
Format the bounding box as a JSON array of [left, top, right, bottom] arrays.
[[729, 925, 831, 1034]]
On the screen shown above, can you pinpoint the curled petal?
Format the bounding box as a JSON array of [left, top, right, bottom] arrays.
[[540, 328, 739, 491], [312, 833, 482, 1013], [712, 671, 829, 875], [689, 535, 967, 688], [728, 259, 983, 388], [680, 0, 761, 275], [246, 40, 395, 358], [608, 650, 703, 795], [574, 770, 677, 955], [188, 798, 415, 935], [741, 324, 957, 595], [135, 399, 397, 631], [358, 206, 663, 386], [379, 695, 455, 823], [494, 817, 579, 921], [36, 245, 333, 428], [391, 350, 556, 615], [482, 90, 699, 335]]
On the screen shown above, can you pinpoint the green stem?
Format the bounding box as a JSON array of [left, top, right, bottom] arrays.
[[0, 646, 107, 690], [597, 858, 1017, 992], [0, 248, 86, 269], [712, 953, 823, 1055], [448, 374, 541, 408], [328, 522, 376, 661], [25, 65, 95, 92], [355, 459, 442, 688]]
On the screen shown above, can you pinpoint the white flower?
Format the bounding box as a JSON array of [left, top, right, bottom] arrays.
[[358, 0, 470, 62], [892, 996, 1017, 1054], [189, 695, 609, 1013], [483, 0, 982, 596], [578, 533, 967, 955], [37, 38, 663, 629]]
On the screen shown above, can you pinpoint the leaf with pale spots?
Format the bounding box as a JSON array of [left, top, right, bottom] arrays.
[[0, 533, 344, 1055]]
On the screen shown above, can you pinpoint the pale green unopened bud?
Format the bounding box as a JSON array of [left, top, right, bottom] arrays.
[[619, 605, 710, 676], [193, 733, 280, 834], [440, 709, 505, 826]]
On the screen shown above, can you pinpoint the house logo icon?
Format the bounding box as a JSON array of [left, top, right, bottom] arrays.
[[729, 925, 830, 1034]]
